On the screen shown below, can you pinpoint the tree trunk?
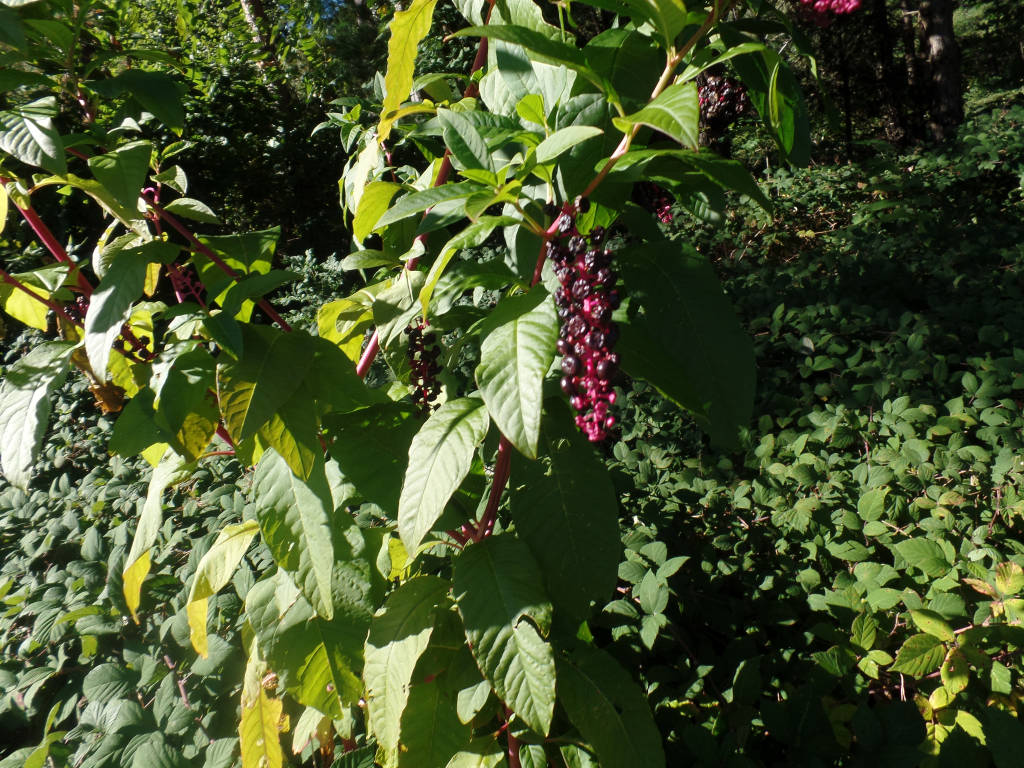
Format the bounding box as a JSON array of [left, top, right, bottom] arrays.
[[899, 0, 925, 140], [919, 0, 962, 141], [872, 0, 907, 142]]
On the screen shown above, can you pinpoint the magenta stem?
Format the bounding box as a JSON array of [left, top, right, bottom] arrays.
[[152, 204, 291, 332]]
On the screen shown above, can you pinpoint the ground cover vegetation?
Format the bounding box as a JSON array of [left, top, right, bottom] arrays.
[[0, 0, 1021, 766]]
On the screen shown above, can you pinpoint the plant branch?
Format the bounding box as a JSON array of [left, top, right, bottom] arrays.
[[151, 203, 291, 331], [580, 0, 736, 201], [473, 437, 511, 542], [3, 190, 94, 296]]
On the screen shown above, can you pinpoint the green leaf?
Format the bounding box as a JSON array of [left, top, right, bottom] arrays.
[[256, 382, 320, 480], [253, 450, 337, 620], [890, 633, 946, 677], [376, 182, 481, 230], [511, 411, 620, 622], [617, 236, 754, 447], [217, 325, 316, 444], [439, 109, 492, 172], [87, 140, 152, 212], [850, 613, 878, 652], [910, 609, 955, 642], [857, 488, 888, 522], [452, 25, 601, 89], [556, 646, 665, 768], [453, 535, 555, 735], [534, 126, 603, 164], [517, 93, 546, 126], [187, 520, 260, 657], [612, 82, 699, 149], [893, 538, 950, 578], [378, 0, 440, 144], [152, 347, 219, 462], [164, 197, 219, 224], [82, 663, 139, 704], [0, 97, 65, 174], [115, 69, 185, 133], [247, 563, 372, 717], [398, 671, 471, 768], [83, 247, 149, 377], [353, 181, 402, 242], [420, 216, 517, 318], [941, 647, 969, 696], [398, 397, 490, 554], [0, 341, 73, 489], [475, 287, 558, 458], [364, 576, 451, 751], [326, 403, 420, 515]]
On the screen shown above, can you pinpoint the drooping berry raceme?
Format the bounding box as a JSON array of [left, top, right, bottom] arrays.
[[405, 319, 442, 413], [550, 212, 620, 442]]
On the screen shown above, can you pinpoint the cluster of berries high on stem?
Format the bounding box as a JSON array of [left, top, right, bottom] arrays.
[[549, 202, 621, 442], [797, 0, 860, 26], [405, 319, 442, 413]]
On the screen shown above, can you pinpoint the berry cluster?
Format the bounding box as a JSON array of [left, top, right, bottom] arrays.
[[633, 182, 674, 224], [797, 0, 860, 26], [800, 0, 860, 13], [112, 325, 156, 363], [549, 211, 620, 442], [63, 295, 89, 324], [698, 73, 751, 137], [405, 319, 441, 412]]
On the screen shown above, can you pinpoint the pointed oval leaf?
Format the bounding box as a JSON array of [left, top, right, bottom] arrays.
[[217, 326, 316, 445], [398, 397, 490, 553], [510, 411, 620, 621], [453, 535, 555, 735], [534, 126, 603, 164], [438, 109, 492, 172], [378, 0, 441, 145], [365, 576, 451, 751], [87, 140, 152, 212], [475, 287, 558, 459], [187, 520, 260, 657], [253, 451, 336, 620], [612, 81, 699, 149], [84, 249, 149, 377], [0, 340, 74, 489], [556, 646, 665, 768]]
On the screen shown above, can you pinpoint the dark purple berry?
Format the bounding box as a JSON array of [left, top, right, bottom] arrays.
[[577, 197, 591, 213], [561, 356, 580, 376], [556, 339, 572, 356]]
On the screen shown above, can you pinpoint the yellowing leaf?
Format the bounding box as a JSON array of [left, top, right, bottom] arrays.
[[377, 0, 440, 145], [240, 687, 284, 768], [187, 519, 260, 657], [144, 262, 161, 296], [122, 550, 151, 623]]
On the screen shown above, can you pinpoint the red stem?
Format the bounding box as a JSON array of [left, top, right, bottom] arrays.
[[473, 437, 511, 542], [16, 204, 94, 296], [152, 204, 292, 332], [355, 331, 380, 378], [504, 707, 523, 768], [216, 424, 236, 448]]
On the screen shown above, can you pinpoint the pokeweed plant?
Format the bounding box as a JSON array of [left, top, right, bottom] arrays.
[[0, 0, 820, 765]]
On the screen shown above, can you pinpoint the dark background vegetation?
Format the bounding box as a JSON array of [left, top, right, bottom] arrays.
[[1, 0, 1023, 766]]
